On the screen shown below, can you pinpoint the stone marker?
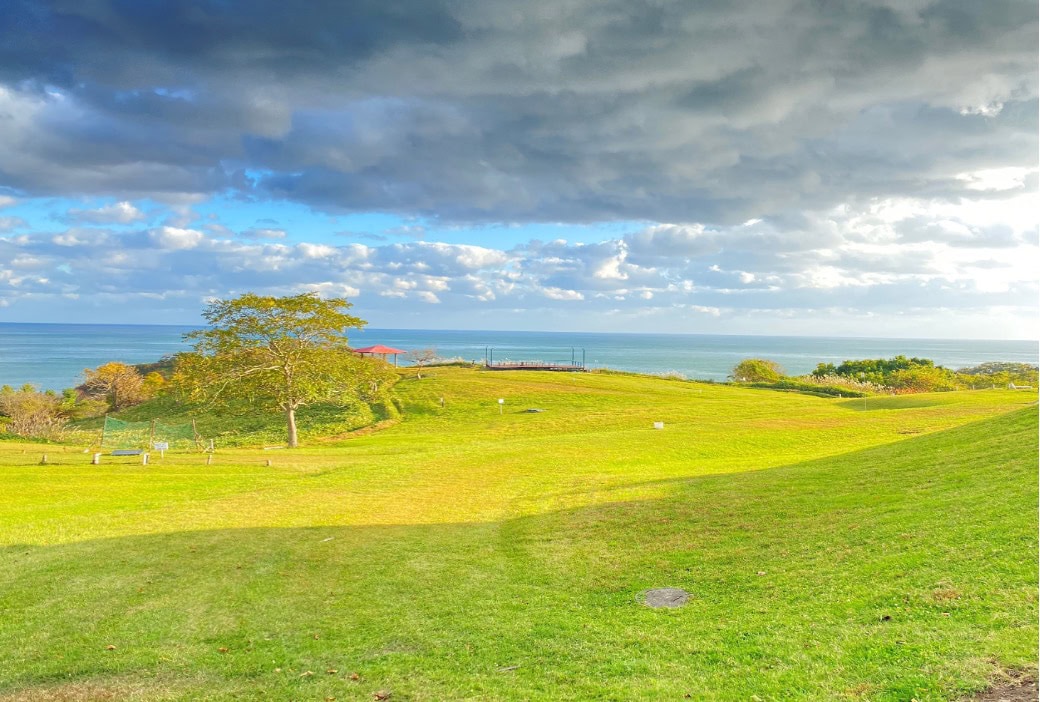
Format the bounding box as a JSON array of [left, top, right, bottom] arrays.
[[643, 587, 689, 608]]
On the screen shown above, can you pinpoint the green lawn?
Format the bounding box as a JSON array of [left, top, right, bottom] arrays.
[[0, 369, 1036, 700]]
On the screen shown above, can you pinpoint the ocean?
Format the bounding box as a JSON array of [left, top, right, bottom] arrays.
[[0, 322, 1036, 391]]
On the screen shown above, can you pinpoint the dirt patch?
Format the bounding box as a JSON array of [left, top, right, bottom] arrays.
[[970, 674, 1038, 702], [643, 587, 689, 608]]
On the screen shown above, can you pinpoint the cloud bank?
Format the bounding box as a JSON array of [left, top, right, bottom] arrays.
[[0, 1, 1035, 336]]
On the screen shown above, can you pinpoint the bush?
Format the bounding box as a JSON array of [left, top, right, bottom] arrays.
[[888, 366, 958, 393], [0, 386, 68, 439], [809, 356, 972, 393], [732, 359, 784, 383], [955, 362, 1038, 388]]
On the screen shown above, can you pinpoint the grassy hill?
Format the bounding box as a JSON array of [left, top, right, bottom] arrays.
[[0, 368, 1035, 700]]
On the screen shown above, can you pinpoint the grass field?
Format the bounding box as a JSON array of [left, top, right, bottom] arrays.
[[0, 368, 1036, 701]]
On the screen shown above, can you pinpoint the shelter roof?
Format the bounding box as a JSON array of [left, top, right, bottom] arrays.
[[353, 344, 406, 354]]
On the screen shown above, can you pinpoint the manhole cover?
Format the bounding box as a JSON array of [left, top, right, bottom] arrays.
[[643, 588, 689, 608]]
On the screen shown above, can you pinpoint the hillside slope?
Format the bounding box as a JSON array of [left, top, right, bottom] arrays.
[[0, 371, 1035, 701]]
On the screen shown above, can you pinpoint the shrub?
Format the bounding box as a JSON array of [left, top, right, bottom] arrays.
[[811, 355, 937, 385], [888, 366, 958, 393], [732, 359, 784, 383], [955, 362, 1038, 388], [0, 386, 68, 439]]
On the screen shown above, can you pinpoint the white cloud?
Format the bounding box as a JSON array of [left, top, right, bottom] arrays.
[[301, 282, 361, 297], [297, 243, 337, 259], [543, 287, 585, 301], [0, 190, 1035, 338], [67, 201, 146, 225], [0, 216, 27, 231], [52, 230, 108, 247], [149, 226, 204, 250], [955, 167, 1034, 192]]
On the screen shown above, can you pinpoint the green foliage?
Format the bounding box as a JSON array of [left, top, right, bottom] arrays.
[[61, 391, 108, 420], [809, 355, 991, 393], [812, 355, 938, 386], [955, 362, 1039, 388], [177, 292, 384, 447], [888, 365, 959, 393], [106, 391, 381, 448], [731, 358, 784, 383], [132, 355, 178, 378], [957, 361, 1039, 377]]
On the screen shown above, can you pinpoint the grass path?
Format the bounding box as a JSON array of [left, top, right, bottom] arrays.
[[0, 370, 1035, 700]]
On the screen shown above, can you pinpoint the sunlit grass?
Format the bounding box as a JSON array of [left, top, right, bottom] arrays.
[[0, 369, 1035, 700]]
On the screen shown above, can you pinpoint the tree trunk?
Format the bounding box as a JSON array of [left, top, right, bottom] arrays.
[[286, 406, 299, 448]]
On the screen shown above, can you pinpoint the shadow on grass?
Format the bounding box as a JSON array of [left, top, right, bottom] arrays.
[[1, 408, 1036, 702], [837, 395, 961, 411]]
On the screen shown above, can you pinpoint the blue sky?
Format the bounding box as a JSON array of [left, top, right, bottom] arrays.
[[0, 1, 1036, 339]]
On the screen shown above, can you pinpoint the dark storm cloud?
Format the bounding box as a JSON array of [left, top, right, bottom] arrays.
[[0, 0, 1034, 223]]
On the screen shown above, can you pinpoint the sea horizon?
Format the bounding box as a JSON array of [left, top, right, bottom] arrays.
[[0, 319, 1037, 343], [2, 321, 1036, 391]]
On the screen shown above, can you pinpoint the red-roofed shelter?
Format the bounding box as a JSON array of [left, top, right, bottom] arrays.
[[353, 344, 406, 366]]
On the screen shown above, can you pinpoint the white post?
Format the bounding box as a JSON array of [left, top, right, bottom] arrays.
[[91, 453, 101, 465], [141, 453, 149, 466], [498, 398, 504, 415]]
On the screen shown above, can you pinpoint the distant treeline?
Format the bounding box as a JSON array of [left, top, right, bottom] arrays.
[[732, 355, 1037, 396]]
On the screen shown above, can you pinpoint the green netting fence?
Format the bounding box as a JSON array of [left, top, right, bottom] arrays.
[[100, 416, 205, 451]]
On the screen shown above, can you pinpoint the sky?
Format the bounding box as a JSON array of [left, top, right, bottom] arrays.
[[0, 1, 1037, 339]]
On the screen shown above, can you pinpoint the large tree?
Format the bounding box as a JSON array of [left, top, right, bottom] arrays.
[[177, 292, 380, 447]]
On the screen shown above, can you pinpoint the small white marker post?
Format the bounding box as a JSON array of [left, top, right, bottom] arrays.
[[498, 398, 504, 415]]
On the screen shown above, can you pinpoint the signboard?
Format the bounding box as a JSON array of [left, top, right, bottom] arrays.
[[153, 442, 169, 450]]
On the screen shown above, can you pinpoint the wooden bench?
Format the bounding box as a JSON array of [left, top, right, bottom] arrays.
[[111, 449, 143, 456]]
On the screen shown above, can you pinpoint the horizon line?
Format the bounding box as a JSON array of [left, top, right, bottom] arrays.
[[0, 321, 1035, 345]]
